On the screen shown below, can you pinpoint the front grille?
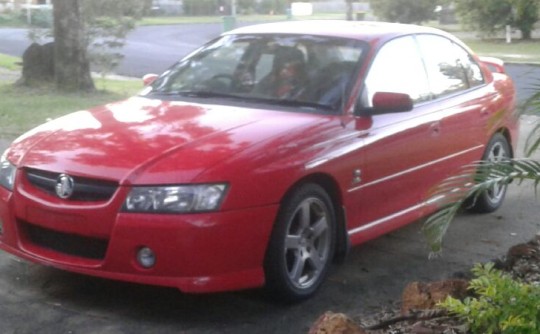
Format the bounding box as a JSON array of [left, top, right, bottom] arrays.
[[21, 221, 108, 260], [25, 168, 118, 201]]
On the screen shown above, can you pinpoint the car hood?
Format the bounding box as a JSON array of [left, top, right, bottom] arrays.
[[8, 97, 325, 184]]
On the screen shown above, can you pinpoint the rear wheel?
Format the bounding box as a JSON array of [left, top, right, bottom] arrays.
[[467, 133, 511, 213], [264, 183, 336, 302]]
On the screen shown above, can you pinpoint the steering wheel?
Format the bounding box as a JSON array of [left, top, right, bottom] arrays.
[[202, 74, 235, 92], [191, 74, 234, 92]]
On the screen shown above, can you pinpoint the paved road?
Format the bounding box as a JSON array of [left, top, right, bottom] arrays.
[[0, 23, 234, 78], [0, 25, 540, 333], [117, 24, 222, 76]]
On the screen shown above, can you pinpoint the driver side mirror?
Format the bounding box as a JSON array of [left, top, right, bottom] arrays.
[[359, 92, 414, 116], [142, 74, 159, 86]]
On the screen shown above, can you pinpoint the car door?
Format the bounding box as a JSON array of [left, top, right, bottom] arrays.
[[414, 34, 491, 184], [346, 35, 448, 241]]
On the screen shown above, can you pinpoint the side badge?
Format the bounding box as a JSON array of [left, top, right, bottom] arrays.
[[352, 169, 362, 185]]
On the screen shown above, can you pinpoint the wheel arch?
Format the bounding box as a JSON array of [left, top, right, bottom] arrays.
[[279, 173, 350, 263], [495, 127, 514, 158]]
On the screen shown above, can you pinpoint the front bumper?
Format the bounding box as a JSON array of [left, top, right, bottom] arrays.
[[0, 185, 278, 293]]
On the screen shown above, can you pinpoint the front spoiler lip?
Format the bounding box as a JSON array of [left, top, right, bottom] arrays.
[[0, 241, 265, 293]]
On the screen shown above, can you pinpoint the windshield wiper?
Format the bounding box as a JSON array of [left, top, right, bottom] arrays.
[[146, 91, 334, 111], [240, 97, 334, 111], [150, 90, 241, 99]]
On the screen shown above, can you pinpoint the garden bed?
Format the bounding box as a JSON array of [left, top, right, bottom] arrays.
[[310, 234, 540, 333]]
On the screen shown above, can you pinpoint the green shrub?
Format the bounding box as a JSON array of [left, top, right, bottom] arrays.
[[0, 12, 19, 26], [368, 0, 437, 24], [440, 263, 540, 334], [256, 0, 286, 15], [182, 0, 220, 15], [18, 7, 53, 28], [237, 0, 255, 14]]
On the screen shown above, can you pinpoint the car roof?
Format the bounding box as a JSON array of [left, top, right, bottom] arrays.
[[226, 20, 448, 43]]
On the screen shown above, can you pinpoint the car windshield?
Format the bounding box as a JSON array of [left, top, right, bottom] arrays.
[[141, 34, 367, 112]]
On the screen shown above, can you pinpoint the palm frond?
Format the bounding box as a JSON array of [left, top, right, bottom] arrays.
[[521, 83, 540, 156], [525, 122, 540, 157], [423, 158, 540, 257]]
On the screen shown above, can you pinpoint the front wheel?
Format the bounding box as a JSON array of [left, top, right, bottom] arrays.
[[466, 133, 512, 213], [264, 183, 336, 302]]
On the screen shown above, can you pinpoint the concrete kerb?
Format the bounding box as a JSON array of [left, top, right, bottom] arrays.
[[0, 67, 138, 83], [0, 67, 20, 82]]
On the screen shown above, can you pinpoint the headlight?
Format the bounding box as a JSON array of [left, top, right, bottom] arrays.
[[0, 152, 16, 191], [123, 184, 228, 213]]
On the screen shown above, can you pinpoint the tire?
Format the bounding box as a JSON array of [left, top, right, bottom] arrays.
[[466, 133, 512, 213], [264, 183, 336, 302]]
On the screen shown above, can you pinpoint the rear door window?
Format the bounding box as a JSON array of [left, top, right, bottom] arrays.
[[416, 34, 484, 98]]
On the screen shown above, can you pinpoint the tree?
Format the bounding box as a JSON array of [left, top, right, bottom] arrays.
[[182, 0, 220, 15], [82, 0, 146, 80], [346, 0, 353, 21], [28, 0, 146, 92], [368, 0, 438, 24], [454, 0, 539, 39], [455, 0, 513, 37], [510, 0, 539, 40], [52, 0, 95, 92]]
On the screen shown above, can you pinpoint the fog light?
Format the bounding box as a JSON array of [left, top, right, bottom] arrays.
[[136, 247, 156, 268]]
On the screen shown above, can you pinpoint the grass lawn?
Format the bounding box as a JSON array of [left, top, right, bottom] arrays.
[[0, 13, 24, 28], [0, 77, 141, 140], [0, 53, 142, 140], [138, 13, 345, 26], [429, 22, 540, 63], [0, 53, 22, 71], [463, 38, 540, 63], [0, 12, 346, 27]]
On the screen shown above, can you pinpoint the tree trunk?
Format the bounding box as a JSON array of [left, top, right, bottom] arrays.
[[520, 28, 532, 40], [52, 0, 95, 92], [346, 0, 353, 21]]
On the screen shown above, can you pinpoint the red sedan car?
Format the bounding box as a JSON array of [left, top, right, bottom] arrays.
[[0, 21, 517, 301]]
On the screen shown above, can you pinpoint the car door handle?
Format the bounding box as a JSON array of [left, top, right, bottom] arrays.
[[430, 122, 441, 136]]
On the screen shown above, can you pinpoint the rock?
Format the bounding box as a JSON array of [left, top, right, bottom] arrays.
[[508, 242, 539, 259], [309, 312, 367, 334], [401, 279, 469, 314], [504, 241, 540, 269], [17, 42, 55, 85], [410, 321, 439, 334]]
